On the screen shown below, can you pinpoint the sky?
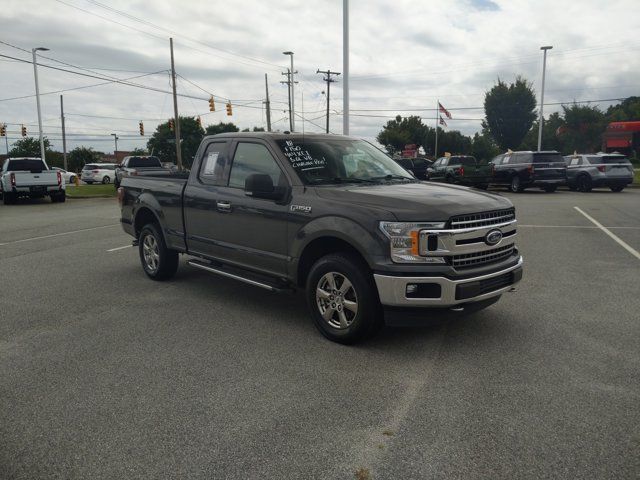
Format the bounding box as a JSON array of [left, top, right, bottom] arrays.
[[1, 0, 639, 154]]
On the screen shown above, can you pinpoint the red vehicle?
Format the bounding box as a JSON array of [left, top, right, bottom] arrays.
[[602, 121, 640, 156]]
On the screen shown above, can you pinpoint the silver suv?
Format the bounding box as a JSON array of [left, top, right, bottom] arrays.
[[563, 153, 634, 192]]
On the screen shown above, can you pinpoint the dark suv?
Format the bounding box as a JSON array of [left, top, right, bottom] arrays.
[[490, 151, 566, 193], [563, 153, 634, 192], [427, 155, 492, 189]]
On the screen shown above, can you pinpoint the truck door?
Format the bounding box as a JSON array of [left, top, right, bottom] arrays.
[[187, 140, 291, 277]]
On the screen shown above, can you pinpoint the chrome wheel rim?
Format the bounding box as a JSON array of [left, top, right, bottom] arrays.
[[142, 233, 159, 273], [511, 177, 519, 192], [316, 272, 358, 330]]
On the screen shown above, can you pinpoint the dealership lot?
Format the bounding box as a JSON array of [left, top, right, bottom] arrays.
[[1, 190, 639, 479]]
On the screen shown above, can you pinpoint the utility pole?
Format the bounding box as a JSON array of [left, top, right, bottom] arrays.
[[316, 69, 340, 134], [280, 68, 293, 131], [170, 37, 183, 171], [343, 0, 349, 135], [60, 95, 67, 171], [537, 45, 553, 151], [264, 73, 272, 132], [111, 133, 119, 158], [32, 47, 49, 162], [435, 99, 438, 159], [282, 52, 296, 132]]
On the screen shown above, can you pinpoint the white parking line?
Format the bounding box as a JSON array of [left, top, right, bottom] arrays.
[[573, 206, 640, 260], [0, 224, 119, 246], [107, 245, 132, 252], [519, 225, 640, 230]]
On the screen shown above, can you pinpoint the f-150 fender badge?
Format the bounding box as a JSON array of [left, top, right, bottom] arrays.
[[291, 205, 312, 214]]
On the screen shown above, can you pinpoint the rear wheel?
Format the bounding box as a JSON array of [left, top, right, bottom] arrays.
[[102, 176, 110, 184], [610, 185, 625, 192], [445, 175, 455, 184], [510, 175, 524, 193], [576, 175, 592, 192], [543, 185, 557, 193], [69, 176, 76, 184], [3, 192, 15, 205], [476, 183, 489, 190], [138, 223, 179, 280], [306, 253, 382, 344]]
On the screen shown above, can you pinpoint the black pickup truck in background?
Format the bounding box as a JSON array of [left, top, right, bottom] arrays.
[[119, 133, 523, 343], [427, 155, 492, 189], [490, 151, 567, 193]]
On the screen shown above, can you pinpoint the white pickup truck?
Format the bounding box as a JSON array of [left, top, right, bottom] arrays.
[[0, 157, 66, 205]]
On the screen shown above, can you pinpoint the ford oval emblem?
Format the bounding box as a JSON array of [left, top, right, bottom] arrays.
[[485, 229, 503, 246]]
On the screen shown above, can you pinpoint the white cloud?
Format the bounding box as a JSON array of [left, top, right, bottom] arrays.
[[1, 0, 638, 153]]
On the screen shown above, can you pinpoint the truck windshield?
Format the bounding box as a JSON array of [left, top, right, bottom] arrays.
[[128, 156, 161, 168], [7, 159, 46, 172], [275, 138, 414, 185]]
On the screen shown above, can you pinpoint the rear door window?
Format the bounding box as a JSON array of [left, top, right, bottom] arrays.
[[198, 142, 229, 186]]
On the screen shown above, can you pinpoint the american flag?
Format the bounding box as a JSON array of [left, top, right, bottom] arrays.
[[439, 116, 448, 127], [438, 102, 452, 119]]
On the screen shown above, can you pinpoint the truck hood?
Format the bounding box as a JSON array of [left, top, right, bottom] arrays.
[[314, 181, 513, 221]]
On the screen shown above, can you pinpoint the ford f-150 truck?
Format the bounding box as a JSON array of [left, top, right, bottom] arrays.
[[119, 133, 523, 343], [1, 157, 66, 204]]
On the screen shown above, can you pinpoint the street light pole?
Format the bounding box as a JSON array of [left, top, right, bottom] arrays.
[[111, 133, 119, 160], [537, 45, 553, 151], [32, 47, 49, 163], [283, 51, 296, 132]]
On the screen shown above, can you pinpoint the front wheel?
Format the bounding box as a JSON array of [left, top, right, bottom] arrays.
[[306, 253, 382, 344], [576, 175, 592, 192], [102, 176, 110, 184], [138, 223, 179, 280]]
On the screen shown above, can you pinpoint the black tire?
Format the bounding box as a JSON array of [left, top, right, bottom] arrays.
[[543, 185, 557, 193], [57, 191, 66, 203], [306, 253, 383, 344], [610, 185, 625, 192], [69, 176, 76, 185], [476, 183, 489, 190], [102, 176, 110, 184], [85, 181, 93, 185], [576, 174, 592, 192], [138, 223, 179, 281], [510, 175, 524, 193], [568, 184, 577, 191], [445, 175, 455, 184]]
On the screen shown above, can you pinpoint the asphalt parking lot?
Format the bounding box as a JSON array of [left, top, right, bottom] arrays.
[[1, 189, 639, 479]]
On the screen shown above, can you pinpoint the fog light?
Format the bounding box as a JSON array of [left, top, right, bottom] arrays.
[[406, 284, 418, 295]]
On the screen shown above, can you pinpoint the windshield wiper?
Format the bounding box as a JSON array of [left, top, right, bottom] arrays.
[[368, 174, 415, 182], [308, 177, 376, 185]]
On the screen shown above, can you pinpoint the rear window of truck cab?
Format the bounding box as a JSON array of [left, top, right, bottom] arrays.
[[127, 156, 161, 168], [7, 159, 46, 172]]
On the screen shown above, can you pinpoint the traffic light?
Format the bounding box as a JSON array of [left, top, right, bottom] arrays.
[[139, 121, 144, 136], [169, 119, 174, 131], [196, 116, 202, 128], [21, 124, 27, 137], [226, 102, 232, 116], [0, 124, 6, 137], [208, 96, 215, 112]]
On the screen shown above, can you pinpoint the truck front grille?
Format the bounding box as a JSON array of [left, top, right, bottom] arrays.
[[451, 244, 515, 268], [449, 208, 515, 230]]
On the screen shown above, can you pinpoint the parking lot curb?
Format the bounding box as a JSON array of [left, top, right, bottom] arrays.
[[66, 195, 116, 199]]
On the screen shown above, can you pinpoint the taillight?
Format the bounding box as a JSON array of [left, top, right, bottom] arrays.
[[10, 172, 16, 187], [117, 187, 125, 206], [597, 165, 606, 173], [92, 170, 99, 173], [527, 164, 534, 174], [57, 171, 62, 185], [458, 166, 465, 176]]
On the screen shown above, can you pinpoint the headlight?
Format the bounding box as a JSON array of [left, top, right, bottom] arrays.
[[379, 221, 446, 263]]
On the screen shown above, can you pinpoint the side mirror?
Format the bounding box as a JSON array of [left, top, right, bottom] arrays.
[[244, 173, 282, 200]]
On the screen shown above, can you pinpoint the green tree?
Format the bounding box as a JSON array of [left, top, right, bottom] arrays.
[[377, 115, 429, 154], [482, 76, 537, 151], [147, 116, 205, 168], [605, 96, 640, 122], [471, 133, 499, 162], [241, 126, 266, 132], [67, 146, 100, 172], [205, 122, 240, 136], [519, 112, 564, 152], [8, 136, 51, 157], [560, 103, 606, 153], [129, 147, 147, 156]]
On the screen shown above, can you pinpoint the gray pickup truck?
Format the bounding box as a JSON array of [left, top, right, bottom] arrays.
[[119, 133, 523, 343]]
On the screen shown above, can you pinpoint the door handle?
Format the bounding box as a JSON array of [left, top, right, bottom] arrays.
[[216, 200, 231, 212]]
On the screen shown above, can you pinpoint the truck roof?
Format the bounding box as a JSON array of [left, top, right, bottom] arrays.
[[205, 132, 361, 142]]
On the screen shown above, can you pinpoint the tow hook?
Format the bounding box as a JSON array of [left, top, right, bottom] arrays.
[[450, 306, 465, 312]]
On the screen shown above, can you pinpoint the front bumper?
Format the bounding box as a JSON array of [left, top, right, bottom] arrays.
[[374, 256, 523, 307]]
